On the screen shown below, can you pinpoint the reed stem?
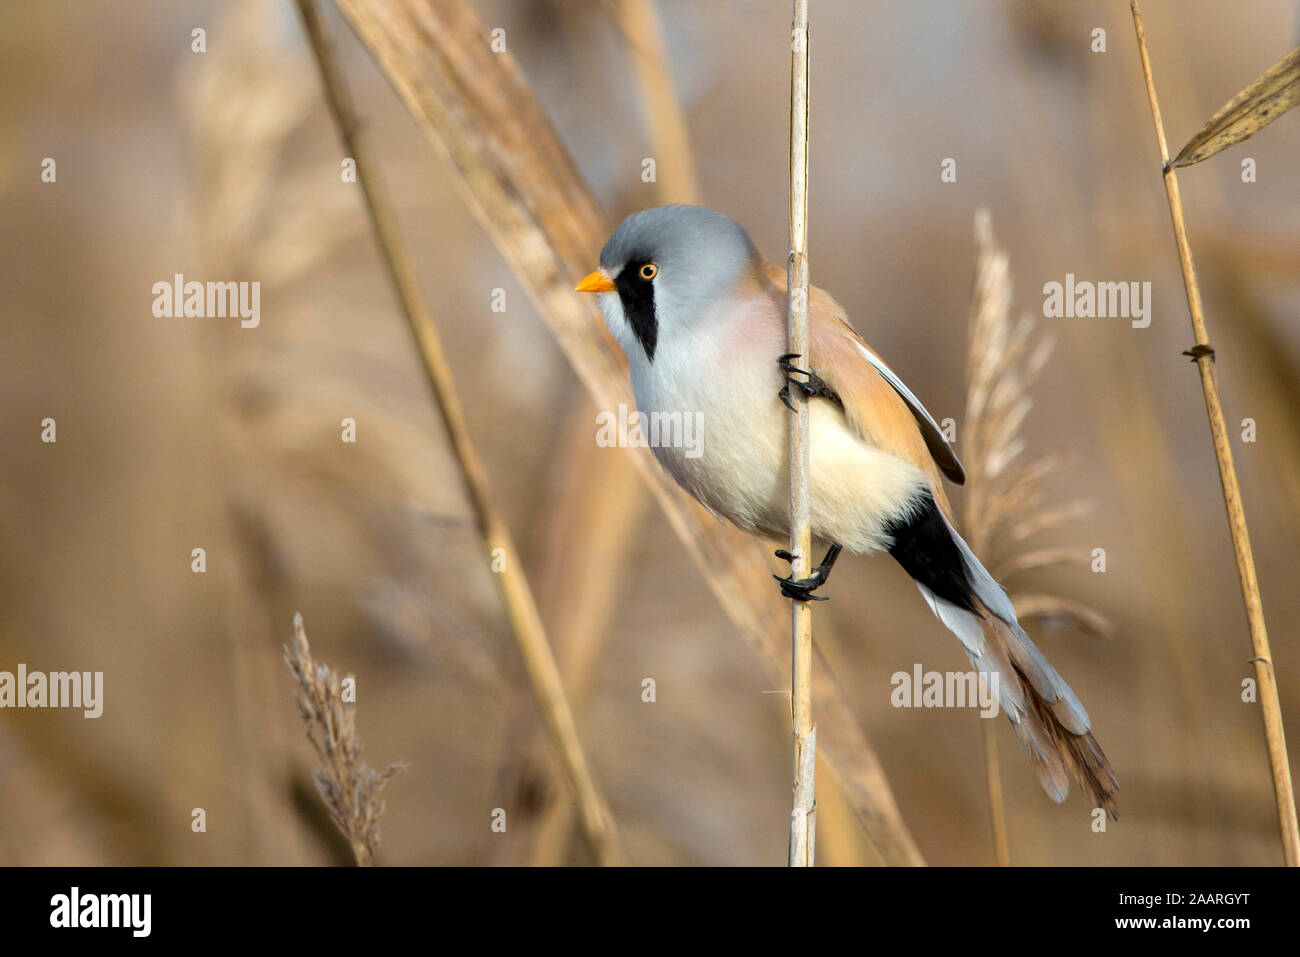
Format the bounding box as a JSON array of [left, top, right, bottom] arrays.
[[786, 0, 816, 868], [980, 720, 1010, 866], [1129, 0, 1299, 866]]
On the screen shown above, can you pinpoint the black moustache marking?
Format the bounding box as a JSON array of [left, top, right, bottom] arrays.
[[615, 260, 658, 362]]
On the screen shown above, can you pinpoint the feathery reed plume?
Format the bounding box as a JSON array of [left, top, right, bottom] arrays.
[[284, 613, 404, 866], [333, 0, 925, 865], [293, 0, 622, 865], [785, 0, 817, 868], [964, 212, 1105, 617], [963, 210, 1114, 864], [1129, 0, 1300, 866]]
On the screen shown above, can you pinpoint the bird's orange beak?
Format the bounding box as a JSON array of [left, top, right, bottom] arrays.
[[575, 269, 616, 293]]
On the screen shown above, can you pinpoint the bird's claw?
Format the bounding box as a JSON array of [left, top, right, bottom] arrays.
[[772, 543, 842, 602], [773, 572, 830, 602], [778, 353, 812, 409], [776, 353, 837, 407], [778, 352, 812, 378]]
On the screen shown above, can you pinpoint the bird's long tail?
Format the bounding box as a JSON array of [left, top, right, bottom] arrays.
[[908, 514, 1118, 818]]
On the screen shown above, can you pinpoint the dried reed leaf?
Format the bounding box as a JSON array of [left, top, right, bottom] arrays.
[[1171, 45, 1300, 168], [507, 0, 692, 865]]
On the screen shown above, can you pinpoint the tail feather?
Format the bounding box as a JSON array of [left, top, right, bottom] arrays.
[[887, 491, 1117, 817], [918, 585, 1118, 817], [978, 600, 1118, 817], [951, 528, 1092, 734]]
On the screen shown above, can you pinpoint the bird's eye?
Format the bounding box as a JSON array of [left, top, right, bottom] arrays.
[[639, 263, 658, 280]]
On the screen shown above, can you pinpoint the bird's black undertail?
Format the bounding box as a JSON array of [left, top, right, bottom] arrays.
[[883, 491, 978, 614]]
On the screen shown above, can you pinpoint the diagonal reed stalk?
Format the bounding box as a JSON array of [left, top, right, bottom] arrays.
[[1129, 0, 1300, 866], [520, 406, 647, 865], [785, 0, 816, 869], [333, 0, 924, 866], [294, 0, 621, 866], [515, 0, 698, 865]]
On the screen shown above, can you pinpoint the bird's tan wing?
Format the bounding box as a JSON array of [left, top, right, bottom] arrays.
[[761, 263, 965, 489]]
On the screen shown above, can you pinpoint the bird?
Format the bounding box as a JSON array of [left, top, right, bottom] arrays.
[[575, 204, 1117, 818]]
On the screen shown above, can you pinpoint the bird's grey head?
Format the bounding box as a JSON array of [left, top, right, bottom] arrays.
[[577, 205, 758, 364]]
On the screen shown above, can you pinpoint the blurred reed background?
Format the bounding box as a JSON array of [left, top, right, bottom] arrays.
[[0, 0, 1298, 865]]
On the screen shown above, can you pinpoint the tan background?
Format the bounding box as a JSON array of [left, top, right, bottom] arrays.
[[1, 0, 1298, 865]]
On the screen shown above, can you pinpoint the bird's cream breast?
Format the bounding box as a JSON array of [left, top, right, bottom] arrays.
[[632, 310, 784, 531]]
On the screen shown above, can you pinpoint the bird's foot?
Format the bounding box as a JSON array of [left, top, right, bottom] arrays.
[[778, 352, 812, 378], [773, 570, 830, 601], [777, 353, 836, 411], [772, 543, 843, 602]]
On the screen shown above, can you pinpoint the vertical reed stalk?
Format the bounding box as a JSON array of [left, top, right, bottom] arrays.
[[980, 721, 1010, 866], [294, 0, 621, 865], [617, 0, 702, 205], [786, 0, 816, 868], [1129, 0, 1299, 866]]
